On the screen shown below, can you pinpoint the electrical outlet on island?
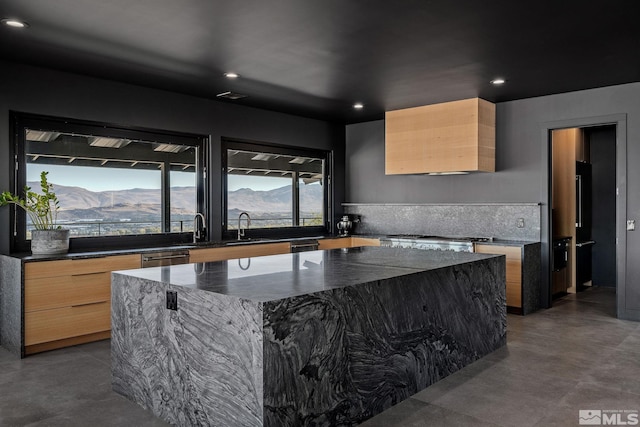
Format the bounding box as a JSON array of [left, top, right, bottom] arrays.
[[166, 291, 178, 311]]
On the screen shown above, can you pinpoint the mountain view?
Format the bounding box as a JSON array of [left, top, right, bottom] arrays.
[[29, 181, 323, 235]]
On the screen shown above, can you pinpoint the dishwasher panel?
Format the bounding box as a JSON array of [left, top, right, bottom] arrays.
[[290, 240, 319, 253], [141, 250, 190, 267]]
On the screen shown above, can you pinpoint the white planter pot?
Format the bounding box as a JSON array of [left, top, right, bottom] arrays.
[[31, 229, 70, 255]]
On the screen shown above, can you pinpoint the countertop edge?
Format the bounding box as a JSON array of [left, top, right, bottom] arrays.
[[2, 234, 540, 262], [112, 248, 505, 303], [342, 202, 542, 206]]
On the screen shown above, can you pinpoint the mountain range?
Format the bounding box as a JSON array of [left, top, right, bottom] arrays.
[[32, 181, 323, 221]]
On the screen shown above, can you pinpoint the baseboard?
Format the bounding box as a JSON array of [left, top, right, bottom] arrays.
[[25, 330, 110, 356]]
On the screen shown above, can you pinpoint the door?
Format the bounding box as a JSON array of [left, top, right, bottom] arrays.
[[587, 126, 617, 288], [550, 125, 617, 302]]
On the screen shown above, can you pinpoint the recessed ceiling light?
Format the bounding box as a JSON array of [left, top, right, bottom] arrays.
[[353, 103, 364, 110], [1, 18, 29, 28], [490, 78, 506, 85], [224, 72, 239, 79]]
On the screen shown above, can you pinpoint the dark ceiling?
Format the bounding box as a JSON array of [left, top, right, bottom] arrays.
[[1, 0, 638, 124]]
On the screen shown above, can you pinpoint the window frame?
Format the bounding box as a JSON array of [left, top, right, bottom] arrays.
[[221, 138, 331, 240], [9, 112, 208, 253]]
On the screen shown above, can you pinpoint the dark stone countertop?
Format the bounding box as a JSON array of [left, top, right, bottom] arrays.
[[3, 233, 537, 263], [372, 234, 539, 247], [473, 238, 540, 247], [3, 235, 341, 262], [112, 246, 501, 302]]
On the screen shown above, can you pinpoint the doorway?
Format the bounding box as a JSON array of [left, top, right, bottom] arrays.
[[549, 125, 617, 307]]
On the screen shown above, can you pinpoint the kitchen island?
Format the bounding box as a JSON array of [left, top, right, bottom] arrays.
[[111, 247, 506, 426]]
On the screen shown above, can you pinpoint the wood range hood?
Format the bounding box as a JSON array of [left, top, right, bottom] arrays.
[[385, 97, 495, 175]]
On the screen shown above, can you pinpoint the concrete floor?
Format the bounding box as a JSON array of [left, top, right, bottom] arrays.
[[1, 287, 638, 426]]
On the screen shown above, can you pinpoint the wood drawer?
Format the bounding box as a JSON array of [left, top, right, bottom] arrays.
[[318, 238, 352, 250], [25, 301, 111, 346], [475, 244, 523, 308], [190, 242, 291, 263], [351, 237, 380, 247], [318, 237, 380, 250], [25, 254, 141, 279], [25, 272, 111, 312], [505, 259, 522, 283], [506, 281, 522, 307], [475, 244, 521, 259]]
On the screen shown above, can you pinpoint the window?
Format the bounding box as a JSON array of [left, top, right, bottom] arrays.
[[10, 113, 207, 252], [223, 140, 330, 237]]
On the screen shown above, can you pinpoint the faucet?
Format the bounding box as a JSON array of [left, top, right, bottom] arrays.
[[238, 211, 251, 240], [193, 213, 206, 243]]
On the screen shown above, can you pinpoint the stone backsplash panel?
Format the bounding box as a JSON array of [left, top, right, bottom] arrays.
[[343, 203, 541, 241]]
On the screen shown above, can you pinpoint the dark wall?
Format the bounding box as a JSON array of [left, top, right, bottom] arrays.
[[0, 61, 345, 253], [587, 126, 617, 287], [346, 83, 640, 321], [345, 119, 539, 203]]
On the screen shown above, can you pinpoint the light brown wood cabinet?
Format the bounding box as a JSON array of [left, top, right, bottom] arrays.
[[189, 242, 291, 263], [351, 237, 381, 247], [385, 97, 495, 175], [23, 254, 141, 355], [318, 237, 380, 250], [474, 244, 522, 311], [318, 237, 352, 250], [191, 238, 381, 262]]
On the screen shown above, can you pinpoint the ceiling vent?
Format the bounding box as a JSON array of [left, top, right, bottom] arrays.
[[216, 91, 247, 100]]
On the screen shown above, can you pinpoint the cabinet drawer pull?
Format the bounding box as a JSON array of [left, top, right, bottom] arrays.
[[71, 301, 107, 308], [71, 272, 107, 278], [142, 254, 189, 262]]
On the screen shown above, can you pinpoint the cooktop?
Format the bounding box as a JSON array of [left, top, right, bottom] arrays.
[[384, 235, 493, 243]]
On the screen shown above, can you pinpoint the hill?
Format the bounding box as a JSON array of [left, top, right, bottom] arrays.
[[31, 181, 323, 222]]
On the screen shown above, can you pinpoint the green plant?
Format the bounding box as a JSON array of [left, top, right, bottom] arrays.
[[0, 171, 61, 230]]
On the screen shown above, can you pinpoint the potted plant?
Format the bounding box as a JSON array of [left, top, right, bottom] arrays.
[[0, 171, 70, 255]]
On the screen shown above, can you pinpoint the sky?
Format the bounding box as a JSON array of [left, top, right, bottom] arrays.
[[27, 164, 295, 192], [27, 164, 193, 191]]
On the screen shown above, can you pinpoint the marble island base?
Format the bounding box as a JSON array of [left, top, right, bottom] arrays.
[[111, 247, 506, 426]]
